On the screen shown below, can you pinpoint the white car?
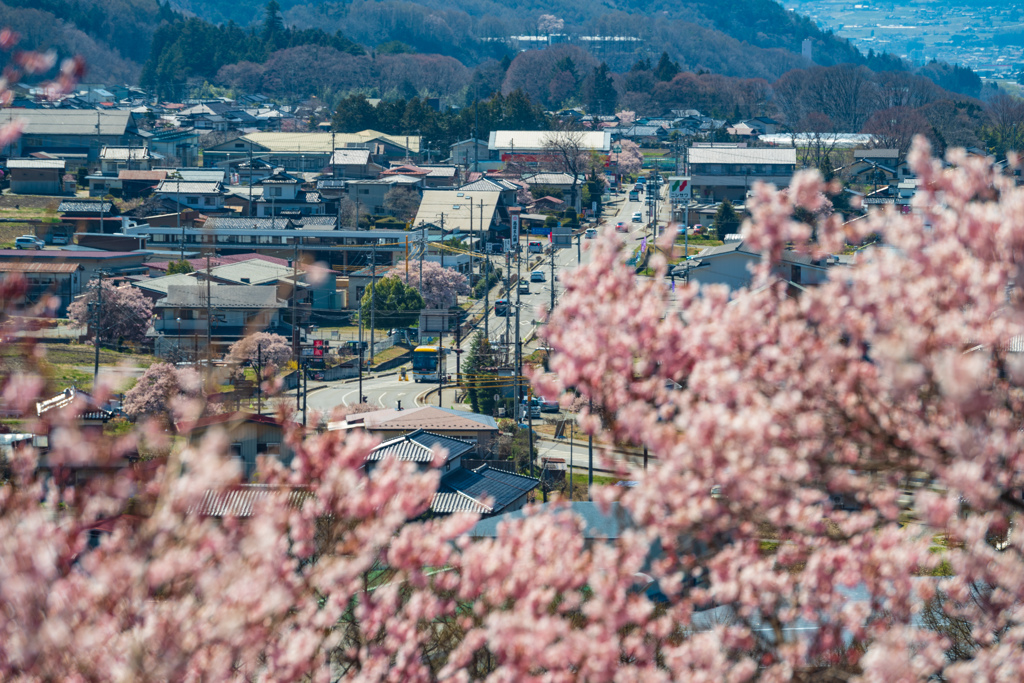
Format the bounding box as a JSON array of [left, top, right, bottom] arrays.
[[531, 270, 545, 282], [585, 228, 598, 239], [631, 212, 643, 223], [14, 235, 44, 249]]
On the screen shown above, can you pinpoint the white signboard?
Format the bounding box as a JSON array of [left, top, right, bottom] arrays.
[[668, 176, 691, 203], [510, 214, 520, 243]]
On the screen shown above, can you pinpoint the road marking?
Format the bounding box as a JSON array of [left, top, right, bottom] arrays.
[[342, 389, 358, 405], [377, 391, 387, 407]]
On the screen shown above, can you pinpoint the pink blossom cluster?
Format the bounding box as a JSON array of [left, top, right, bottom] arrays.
[[386, 260, 469, 310]]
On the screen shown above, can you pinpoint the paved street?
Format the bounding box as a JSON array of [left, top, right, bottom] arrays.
[[302, 183, 669, 420]]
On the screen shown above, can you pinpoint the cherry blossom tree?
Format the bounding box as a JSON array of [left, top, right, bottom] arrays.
[[226, 331, 291, 390], [386, 260, 468, 309], [537, 14, 564, 34], [615, 109, 637, 127], [6, 133, 1024, 682], [611, 138, 643, 177], [67, 280, 154, 345], [122, 362, 202, 422]]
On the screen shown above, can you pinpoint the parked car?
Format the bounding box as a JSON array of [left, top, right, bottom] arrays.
[[615, 222, 628, 232], [521, 398, 541, 419], [15, 235, 44, 250], [531, 270, 545, 282], [585, 228, 598, 239], [631, 212, 643, 223], [50, 234, 69, 245], [539, 397, 560, 413], [518, 281, 529, 295]]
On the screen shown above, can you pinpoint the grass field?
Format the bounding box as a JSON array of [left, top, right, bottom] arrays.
[[39, 343, 158, 367]]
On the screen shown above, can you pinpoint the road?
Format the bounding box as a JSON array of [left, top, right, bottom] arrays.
[[303, 183, 669, 418]]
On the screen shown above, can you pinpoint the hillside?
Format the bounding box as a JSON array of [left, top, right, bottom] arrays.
[[169, 0, 866, 77]]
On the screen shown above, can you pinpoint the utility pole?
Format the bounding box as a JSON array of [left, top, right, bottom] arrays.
[[205, 251, 212, 378], [504, 249, 511, 363], [357, 343, 364, 406], [291, 238, 300, 358], [550, 241, 555, 313], [248, 140, 253, 217], [91, 272, 104, 385], [256, 342, 262, 415], [369, 243, 377, 368], [587, 396, 593, 501], [527, 387, 534, 479], [302, 359, 308, 427], [177, 180, 183, 260], [437, 324, 444, 408], [480, 198, 489, 340], [576, 232, 581, 264]]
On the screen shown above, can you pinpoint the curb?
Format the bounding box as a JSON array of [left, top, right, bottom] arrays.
[[338, 370, 400, 384], [534, 434, 651, 459]]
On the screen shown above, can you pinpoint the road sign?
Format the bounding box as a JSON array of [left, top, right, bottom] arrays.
[[668, 176, 691, 203], [313, 339, 324, 349]]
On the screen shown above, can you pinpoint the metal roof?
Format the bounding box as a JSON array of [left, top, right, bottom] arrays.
[[368, 429, 475, 463], [132, 273, 199, 295], [174, 169, 226, 182], [190, 485, 312, 518], [59, 200, 113, 214], [687, 147, 797, 165], [202, 217, 296, 230], [225, 131, 421, 154], [100, 146, 152, 160], [488, 130, 611, 153], [432, 464, 539, 515], [8, 158, 65, 169], [329, 405, 498, 432], [330, 149, 372, 165], [156, 180, 224, 195], [469, 502, 632, 539], [0, 261, 81, 274], [413, 190, 500, 233], [0, 109, 132, 136], [119, 170, 167, 181], [160, 284, 284, 309]]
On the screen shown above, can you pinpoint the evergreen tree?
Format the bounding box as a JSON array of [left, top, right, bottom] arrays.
[[360, 276, 424, 329], [713, 199, 741, 239], [261, 1, 285, 52], [332, 94, 377, 133], [587, 63, 617, 115], [654, 51, 680, 82], [463, 332, 498, 414]]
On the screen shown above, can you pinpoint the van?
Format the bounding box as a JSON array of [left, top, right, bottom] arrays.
[[528, 240, 542, 253], [15, 235, 43, 250]]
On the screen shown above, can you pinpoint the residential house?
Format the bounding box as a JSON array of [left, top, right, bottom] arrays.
[[328, 405, 500, 455], [200, 257, 341, 315], [679, 240, 853, 292], [0, 261, 82, 316], [412, 189, 501, 243], [131, 272, 201, 302], [202, 131, 421, 172], [152, 283, 286, 357], [0, 249, 149, 283], [256, 170, 325, 217], [155, 179, 227, 212], [98, 146, 154, 175], [688, 145, 797, 202], [521, 172, 587, 197], [58, 199, 121, 233], [179, 412, 293, 480], [361, 428, 538, 517], [144, 128, 205, 168], [0, 109, 141, 162], [839, 148, 912, 186], [449, 138, 489, 169], [329, 149, 382, 179], [346, 175, 423, 215], [383, 164, 460, 188], [117, 169, 168, 199], [36, 388, 113, 431], [8, 158, 66, 195], [744, 117, 781, 135], [145, 252, 288, 277]]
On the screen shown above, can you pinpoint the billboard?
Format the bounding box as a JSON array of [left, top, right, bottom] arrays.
[[510, 213, 520, 243], [668, 176, 691, 203]]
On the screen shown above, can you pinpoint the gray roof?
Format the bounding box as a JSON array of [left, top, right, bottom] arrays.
[[469, 502, 632, 539], [330, 149, 372, 165], [0, 109, 132, 136], [156, 180, 223, 195], [316, 179, 347, 190], [202, 217, 295, 230], [172, 169, 226, 183], [295, 216, 337, 228], [100, 146, 152, 160], [367, 429, 475, 463], [854, 148, 899, 159], [522, 172, 585, 186], [190, 485, 312, 518], [59, 200, 113, 214], [459, 178, 518, 192], [431, 464, 539, 515], [133, 273, 198, 295], [8, 158, 66, 169], [688, 147, 796, 165], [159, 284, 284, 309], [208, 259, 294, 285]]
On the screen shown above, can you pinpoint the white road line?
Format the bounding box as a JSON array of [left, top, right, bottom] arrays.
[[377, 391, 387, 407], [342, 389, 358, 405]]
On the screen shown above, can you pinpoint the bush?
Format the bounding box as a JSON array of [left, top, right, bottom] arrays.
[[543, 215, 559, 228], [375, 216, 405, 230], [471, 266, 502, 298]]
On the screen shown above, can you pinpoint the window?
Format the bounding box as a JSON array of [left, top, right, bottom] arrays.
[[186, 196, 199, 204], [792, 265, 802, 284], [204, 197, 216, 206]]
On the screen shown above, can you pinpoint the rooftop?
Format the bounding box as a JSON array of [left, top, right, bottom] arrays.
[[156, 180, 224, 195], [59, 200, 114, 214], [367, 429, 475, 464], [329, 405, 498, 432], [100, 146, 152, 161], [0, 109, 132, 136], [8, 158, 65, 169], [159, 284, 284, 309], [688, 147, 797, 165], [488, 130, 611, 153], [432, 465, 539, 515]]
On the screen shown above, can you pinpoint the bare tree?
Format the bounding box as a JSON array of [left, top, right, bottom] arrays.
[[985, 92, 1024, 156], [862, 106, 934, 162], [793, 112, 843, 174], [543, 126, 589, 213]]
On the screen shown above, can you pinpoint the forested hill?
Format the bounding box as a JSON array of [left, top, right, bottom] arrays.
[[173, 0, 866, 73]]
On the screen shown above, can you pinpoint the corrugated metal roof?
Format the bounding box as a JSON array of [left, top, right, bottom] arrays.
[[190, 485, 312, 518], [160, 284, 284, 309], [488, 130, 610, 153], [119, 170, 167, 181], [0, 109, 131, 136], [0, 262, 80, 274], [157, 180, 223, 195], [368, 429, 475, 463], [431, 464, 539, 515], [100, 146, 152, 160], [8, 158, 65, 169], [688, 147, 797, 165], [59, 200, 113, 214]]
